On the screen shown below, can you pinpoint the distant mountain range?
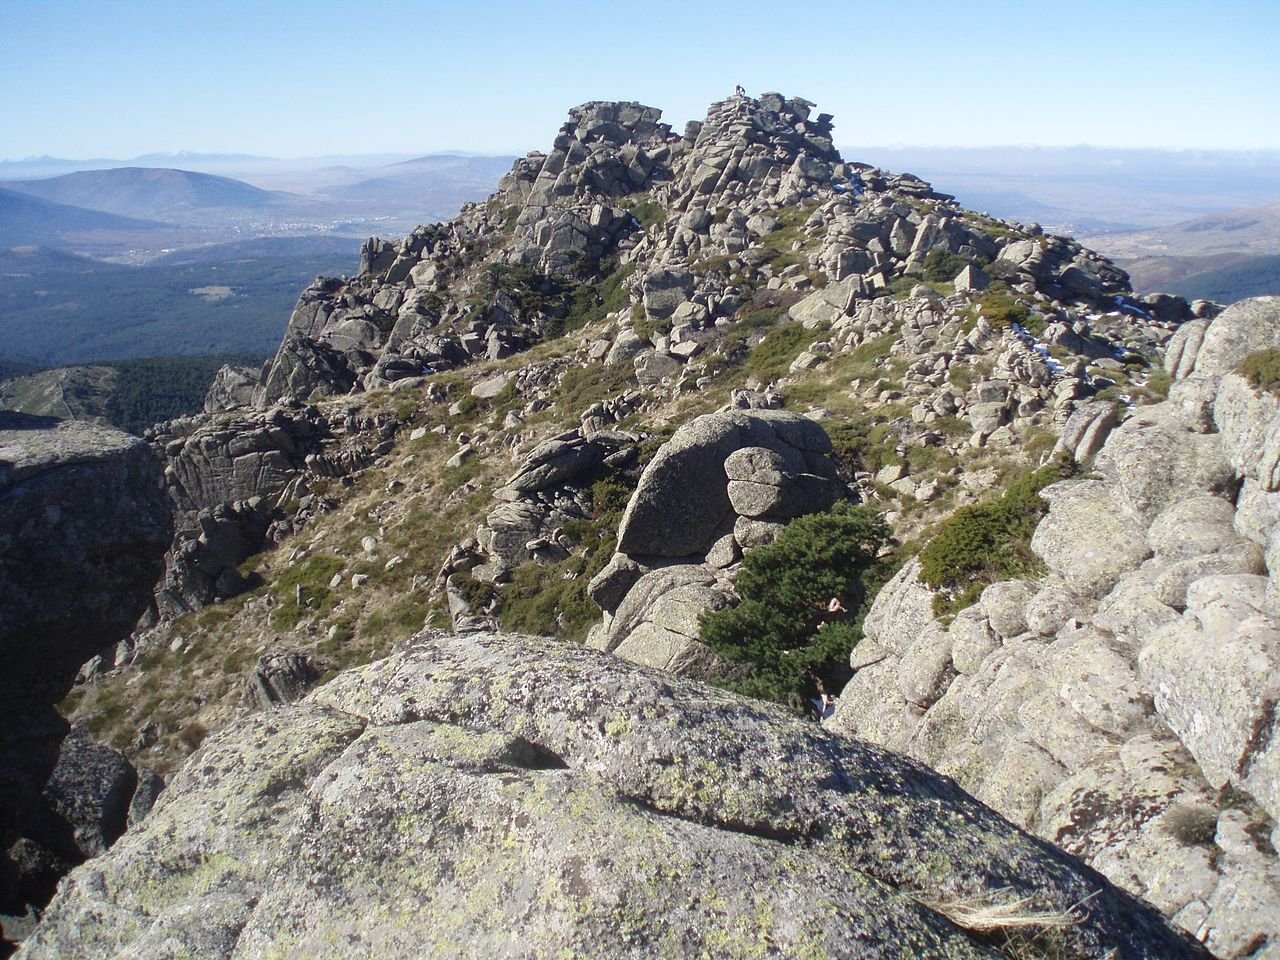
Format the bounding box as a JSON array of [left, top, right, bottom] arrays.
[[1084, 202, 1280, 259], [847, 145, 1280, 234], [1, 167, 294, 221], [1085, 202, 1280, 302], [0, 157, 519, 258]]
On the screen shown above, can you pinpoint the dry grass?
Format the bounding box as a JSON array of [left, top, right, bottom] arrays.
[[921, 889, 1095, 960], [924, 893, 1078, 934]]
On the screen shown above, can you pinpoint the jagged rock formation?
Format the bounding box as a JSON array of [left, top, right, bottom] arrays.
[[0, 414, 170, 916], [829, 297, 1280, 959], [5, 730, 157, 918], [132, 399, 416, 640], [20, 631, 1206, 960], [243, 652, 322, 710], [168, 92, 1207, 642], [585, 409, 842, 674], [202, 363, 261, 414], [243, 93, 1204, 417], [476, 428, 635, 581]]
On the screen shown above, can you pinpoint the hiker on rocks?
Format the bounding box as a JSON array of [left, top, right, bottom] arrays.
[[810, 677, 837, 720], [734, 84, 746, 98]]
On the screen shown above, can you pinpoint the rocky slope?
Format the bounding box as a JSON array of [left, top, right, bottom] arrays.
[[122, 91, 1205, 664], [829, 297, 1280, 959], [21, 630, 1207, 960], [24, 92, 1274, 955]]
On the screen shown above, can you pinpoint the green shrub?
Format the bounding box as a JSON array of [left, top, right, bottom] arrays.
[[495, 474, 628, 641], [552, 261, 635, 336], [1022, 426, 1059, 463], [698, 502, 894, 709], [918, 461, 1072, 616], [887, 275, 920, 298], [743, 322, 811, 383], [497, 551, 605, 642], [633, 313, 672, 341], [1145, 368, 1172, 398], [450, 573, 499, 611], [1239, 349, 1280, 396], [589, 476, 634, 519], [978, 287, 1030, 328], [738, 305, 787, 329], [1020, 312, 1049, 338], [629, 199, 667, 229], [921, 249, 970, 283]]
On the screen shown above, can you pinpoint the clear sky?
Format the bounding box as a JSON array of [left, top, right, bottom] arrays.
[[3, 0, 1279, 160]]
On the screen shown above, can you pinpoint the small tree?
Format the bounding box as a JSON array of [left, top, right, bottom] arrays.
[[699, 502, 893, 709], [917, 460, 1072, 617]]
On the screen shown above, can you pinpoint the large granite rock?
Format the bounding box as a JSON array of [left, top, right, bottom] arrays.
[[616, 409, 837, 559], [0, 414, 170, 913], [20, 631, 1206, 960], [590, 410, 842, 676], [1190, 296, 1280, 380]]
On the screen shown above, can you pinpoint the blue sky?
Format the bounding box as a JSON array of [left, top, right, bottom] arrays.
[[3, 0, 1278, 160]]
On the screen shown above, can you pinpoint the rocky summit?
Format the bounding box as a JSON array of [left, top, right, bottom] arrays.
[[2, 92, 1277, 957]]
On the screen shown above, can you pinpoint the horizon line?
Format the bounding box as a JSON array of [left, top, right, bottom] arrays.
[[6, 143, 1280, 166]]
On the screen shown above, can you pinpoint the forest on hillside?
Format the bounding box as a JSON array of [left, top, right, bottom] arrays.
[[0, 251, 354, 365]]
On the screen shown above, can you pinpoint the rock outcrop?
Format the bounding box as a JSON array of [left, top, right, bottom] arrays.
[[0, 414, 170, 914], [244, 93, 1198, 421], [586, 409, 842, 674], [20, 631, 1206, 960], [829, 297, 1280, 959]]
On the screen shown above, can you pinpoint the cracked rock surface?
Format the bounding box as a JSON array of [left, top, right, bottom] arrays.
[[20, 631, 1205, 960]]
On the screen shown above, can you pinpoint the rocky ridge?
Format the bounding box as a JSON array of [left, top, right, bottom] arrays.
[[132, 92, 1209, 656], [29, 92, 1264, 955]]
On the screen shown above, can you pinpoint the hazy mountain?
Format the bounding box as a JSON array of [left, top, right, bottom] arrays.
[[1084, 202, 1280, 259], [149, 235, 362, 266], [0, 186, 167, 247], [323, 154, 516, 222], [2, 167, 298, 222], [129, 151, 273, 166], [1085, 202, 1280, 300], [0, 245, 131, 276], [1162, 254, 1280, 303], [0, 155, 124, 179], [0, 155, 516, 260], [846, 145, 1280, 234]]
